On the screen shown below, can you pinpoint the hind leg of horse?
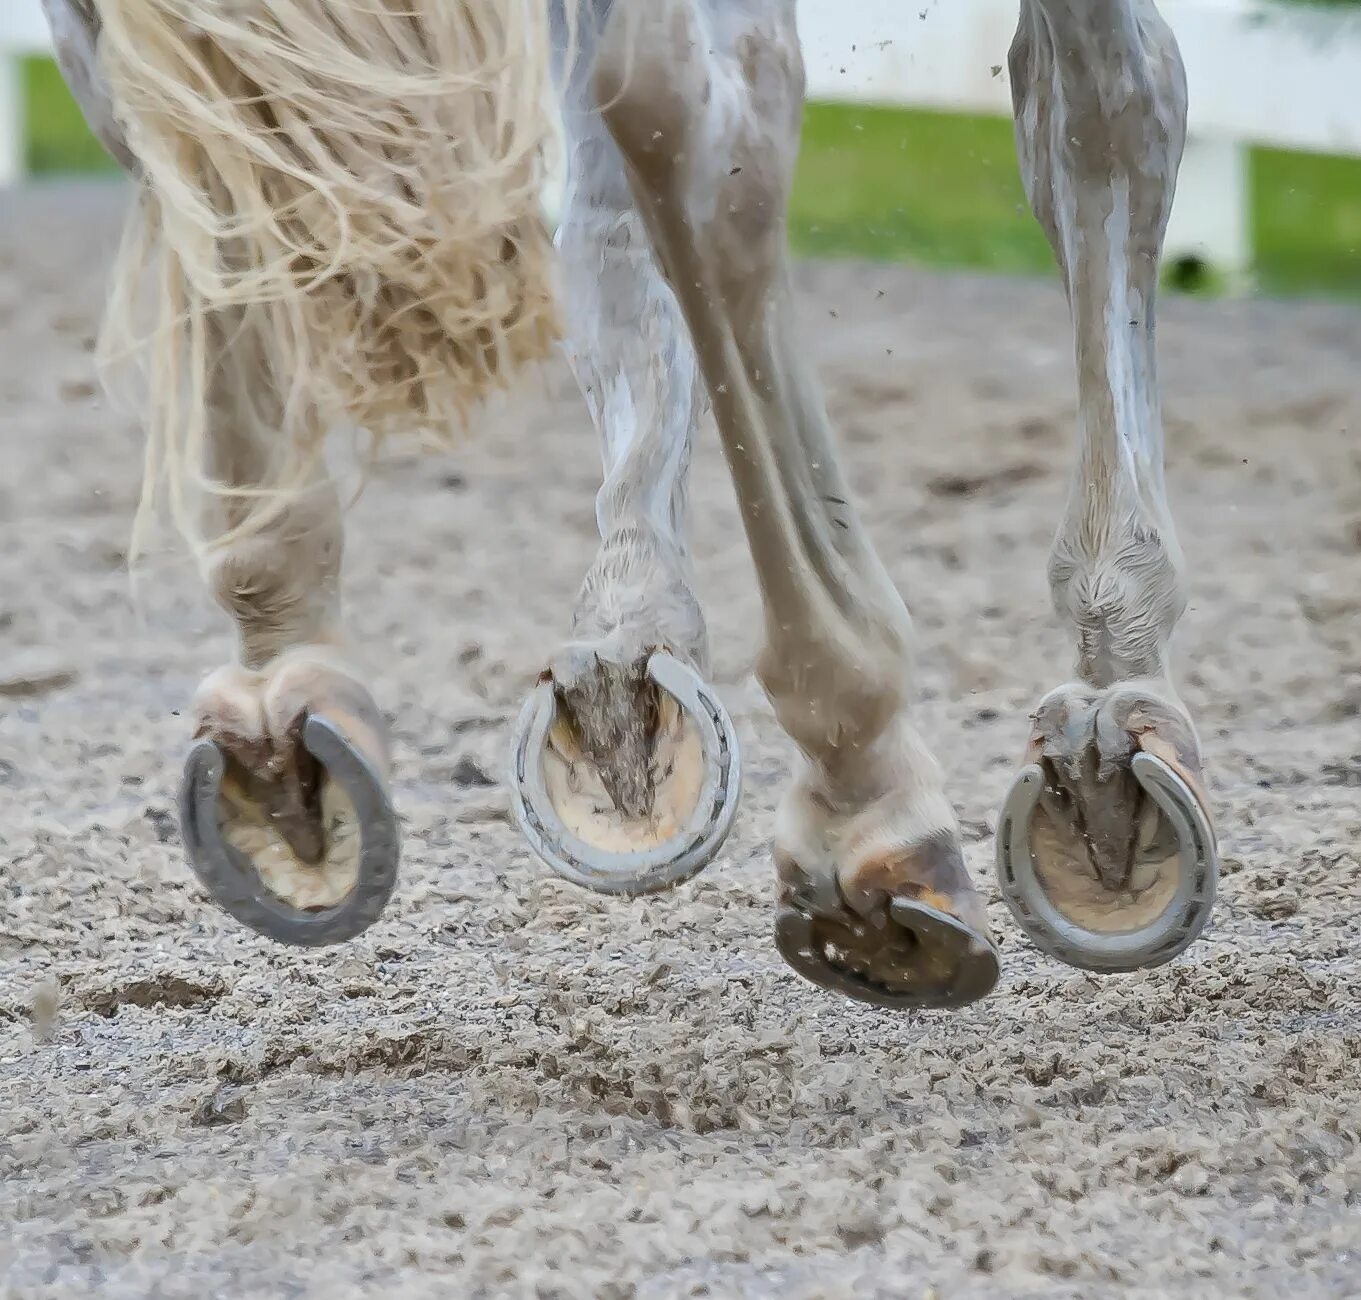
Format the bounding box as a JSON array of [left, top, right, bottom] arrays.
[[510, 1, 740, 897], [591, 0, 999, 1008], [178, 314, 399, 946], [996, 0, 1217, 972], [43, 0, 400, 945]]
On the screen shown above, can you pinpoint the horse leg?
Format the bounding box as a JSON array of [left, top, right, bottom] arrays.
[[996, 0, 1217, 972], [510, 1, 740, 896], [178, 313, 398, 946], [590, 0, 1000, 1007], [42, 0, 399, 945]]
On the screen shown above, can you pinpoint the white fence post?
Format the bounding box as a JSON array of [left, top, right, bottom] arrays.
[[797, 0, 1361, 287], [1164, 135, 1251, 283], [1162, 0, 1250, 283], [0, 52, 21, 187], [3, 0, 51, 187]]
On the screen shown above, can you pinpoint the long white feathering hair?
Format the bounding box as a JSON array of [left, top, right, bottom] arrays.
[[89, 0, 564, 558]]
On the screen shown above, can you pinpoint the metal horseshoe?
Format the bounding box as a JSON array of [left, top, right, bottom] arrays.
[[509, 652, 741, 895], [996, 750, 1218, 972], [179, 714, 400, 947]]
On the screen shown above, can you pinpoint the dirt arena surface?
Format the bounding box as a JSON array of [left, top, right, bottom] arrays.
[[2, 183, 1359, 1297]]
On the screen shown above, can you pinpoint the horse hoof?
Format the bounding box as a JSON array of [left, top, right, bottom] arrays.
[[997, 750, 1217, 972], [509, 652, 741, 895], [179, 715, 400, 946], [775, 897, 1000, 1011]]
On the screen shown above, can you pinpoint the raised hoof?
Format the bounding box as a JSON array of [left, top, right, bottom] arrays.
[[775, 896, 1000, 1011], [509, 652, 741, 895], [996, 690, 1218, 973], [180, 715, 400, 947]]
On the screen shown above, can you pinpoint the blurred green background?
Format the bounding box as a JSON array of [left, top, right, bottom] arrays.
[[20, 31, 1361, 301]]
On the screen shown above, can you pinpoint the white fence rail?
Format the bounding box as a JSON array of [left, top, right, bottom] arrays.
[[4, 0, 1361, 274], [797, 0, 1361, 275]]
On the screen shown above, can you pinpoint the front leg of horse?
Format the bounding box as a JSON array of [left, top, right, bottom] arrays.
[[594, 0, 998, 1007], [998, 0, 1218, 971]]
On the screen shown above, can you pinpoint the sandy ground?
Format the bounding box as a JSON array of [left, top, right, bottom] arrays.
[[2, 182, 1359, 1298]]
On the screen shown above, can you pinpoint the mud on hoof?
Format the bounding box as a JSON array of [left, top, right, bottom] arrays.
[[775, 825, 1000, 1012], [997, 683, 1218, 973], [179, 654, 399, 947], [510, 652, 740, 895]]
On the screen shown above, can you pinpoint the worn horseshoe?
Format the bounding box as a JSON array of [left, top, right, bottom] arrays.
[[996, 751, 1218, 972], [775, 899, 1002, 1011], [179, 715, 400, 947], [509, 652, 741, 895]]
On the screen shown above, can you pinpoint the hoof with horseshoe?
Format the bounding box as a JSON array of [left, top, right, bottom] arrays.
[[995, 683, 1218, 972], [509, 652, 741, 895], [180, 672, 400, 949], [772, 759, 1001, 1012], [776, 894, 1001, 1011]]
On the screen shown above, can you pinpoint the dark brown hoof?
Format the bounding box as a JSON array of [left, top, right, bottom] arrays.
[[775, 898, 1000, 1011]]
